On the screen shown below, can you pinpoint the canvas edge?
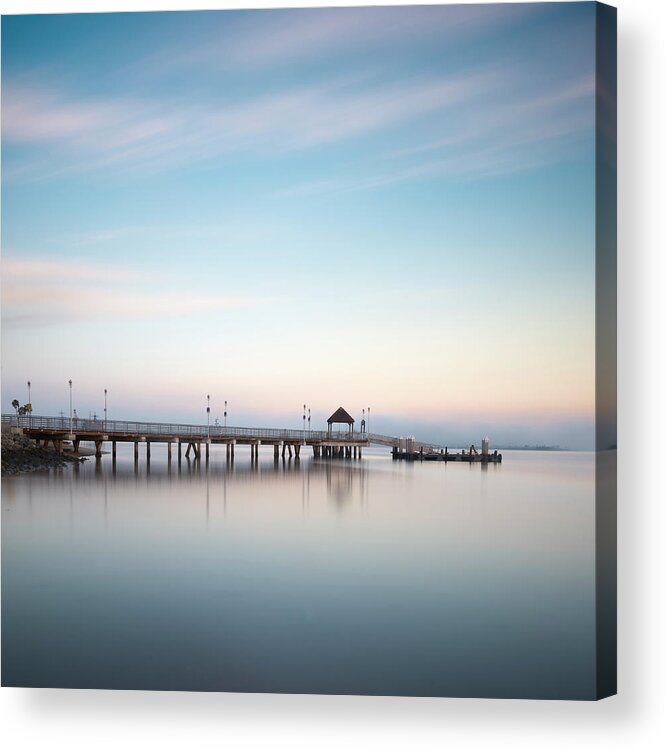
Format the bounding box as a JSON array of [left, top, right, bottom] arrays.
[[594, 0, 617, 701]]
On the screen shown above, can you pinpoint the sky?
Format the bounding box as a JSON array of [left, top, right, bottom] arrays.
[[1, 3, 598, 448]]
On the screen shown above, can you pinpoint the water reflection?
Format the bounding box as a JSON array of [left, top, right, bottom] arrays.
[[2, 450, 597, 698], [28, 452, 372, 516]]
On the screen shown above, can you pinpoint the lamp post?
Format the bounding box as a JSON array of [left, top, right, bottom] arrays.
[[27, 380, 31, 426], [303, 404, 306, 434], [69, 380, 73, 435], [362, 408, 365, 433], [104, 388, 107, 430], [367, 406, 370, 435], [308, 408, 311, 436], [207, 394, 211, 441], [224, 400, 227, 428]]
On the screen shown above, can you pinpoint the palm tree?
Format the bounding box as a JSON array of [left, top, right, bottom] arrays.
[[11, 399, 19, 425]]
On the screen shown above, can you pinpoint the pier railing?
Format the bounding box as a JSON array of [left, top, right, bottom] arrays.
[[1, 414, 459, 452], [2, 414, 371, 442]]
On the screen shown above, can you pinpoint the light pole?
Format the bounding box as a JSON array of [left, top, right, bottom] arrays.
[[367, 406, 370, 435], [207, 394, 211, 441], [224, 400, 227, 428], [308, 408, 311, 436], [104, 388, 107, 430], [362, 408, 365, 433], [69, 380, 73, 435], [303, 404, 306, 434], [27, 380, 31, 426]]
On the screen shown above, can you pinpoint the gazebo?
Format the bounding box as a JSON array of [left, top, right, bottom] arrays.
[[327, 407, 355, 435]]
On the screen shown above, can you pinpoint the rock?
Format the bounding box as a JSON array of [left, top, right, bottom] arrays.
[[1, 428, 82, 476]]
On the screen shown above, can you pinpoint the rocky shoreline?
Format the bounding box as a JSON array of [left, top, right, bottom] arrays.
[[1, 428, 84, 476]]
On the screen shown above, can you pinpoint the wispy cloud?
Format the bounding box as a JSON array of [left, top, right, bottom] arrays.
[[383, 76, 595, 161], [277, 74, 595, 195], [208, 71, 498, 149], [2, 69, 499, 180], [2, 85, 178, 150], [1, 5, 592, 192], [1, 256, 274, 327], [2, 257, 142, 283], [159, 4, 536, 71]]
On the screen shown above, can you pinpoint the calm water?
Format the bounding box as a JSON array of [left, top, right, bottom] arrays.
[[1, 446, 596, 698]]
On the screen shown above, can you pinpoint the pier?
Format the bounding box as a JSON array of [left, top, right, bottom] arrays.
[[2, 414, 369, 465], [1, 413, 501, 466]]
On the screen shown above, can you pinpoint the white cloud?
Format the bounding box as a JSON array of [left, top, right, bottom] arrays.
[[2, 70, 499, 180], [1, 256, 275, 326], [276, 74, 595, 194], [165, 4, 537, 70], [2, 257, 142, 283]]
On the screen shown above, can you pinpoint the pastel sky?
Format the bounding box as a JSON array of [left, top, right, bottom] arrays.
[[1, 3, 597, 448]]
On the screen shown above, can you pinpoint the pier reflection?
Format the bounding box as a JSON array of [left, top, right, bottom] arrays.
[[15, 450, 372, 520]]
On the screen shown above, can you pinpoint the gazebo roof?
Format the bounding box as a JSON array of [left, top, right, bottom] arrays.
[[327, 407, 355, 425]]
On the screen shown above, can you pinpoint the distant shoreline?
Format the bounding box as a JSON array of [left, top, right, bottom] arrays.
[[494, 445, 567, 452]]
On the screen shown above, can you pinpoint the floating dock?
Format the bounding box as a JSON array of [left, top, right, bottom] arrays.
[[391, 446, 502, 463]]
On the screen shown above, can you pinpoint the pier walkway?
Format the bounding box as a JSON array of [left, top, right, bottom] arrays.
[[1, 414, 500, 464], [3, 414, 376, 462]]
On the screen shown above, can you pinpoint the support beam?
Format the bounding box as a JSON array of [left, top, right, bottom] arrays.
[[167, 442, 172, 462], [178, 441, 182, 461], [134, 442, 139, 462], [112, 441, 117, 461], [146, 441, 151, 461], [95, 440, 103, 459]]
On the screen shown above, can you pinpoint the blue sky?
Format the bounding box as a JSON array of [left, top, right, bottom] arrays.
[[1, 4, 598, 447]]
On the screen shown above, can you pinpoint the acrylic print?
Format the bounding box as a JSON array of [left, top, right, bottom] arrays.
[[1, 3, 616, 699]]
